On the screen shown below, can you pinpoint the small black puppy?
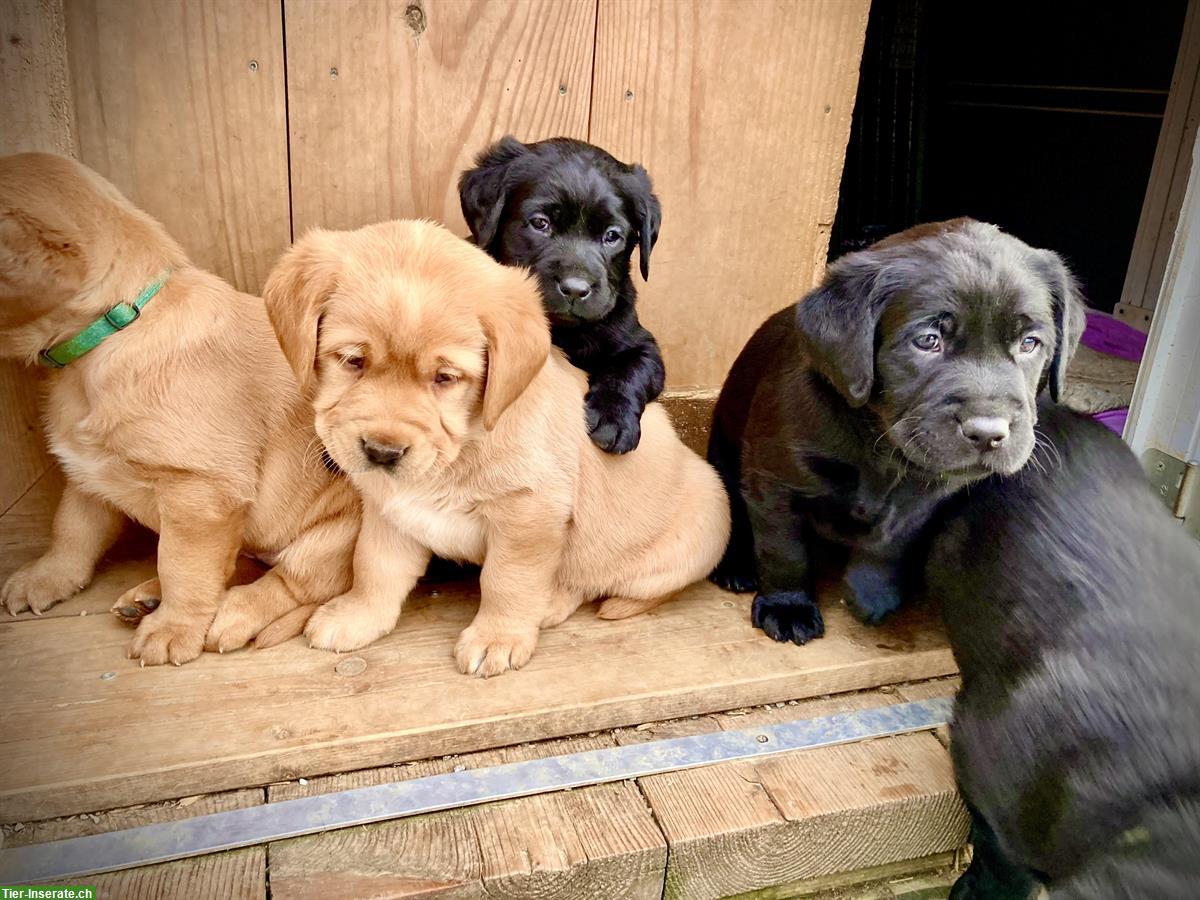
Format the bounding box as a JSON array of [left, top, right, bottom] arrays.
[[459, 136, 664, 454], [708, 219, 1087, 643], [926, 403, 1200, 898]]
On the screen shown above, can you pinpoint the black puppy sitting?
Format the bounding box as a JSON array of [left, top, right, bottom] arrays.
[[459, 136, 664, 453], [708, 219, 1087, 643], [926, 403, 1200, 898]]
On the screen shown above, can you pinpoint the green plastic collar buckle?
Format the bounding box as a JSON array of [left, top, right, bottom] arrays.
[[39, 271, 170, 368]]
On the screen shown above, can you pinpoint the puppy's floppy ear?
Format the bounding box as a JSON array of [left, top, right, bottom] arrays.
[[458, 136, 530, 251], [795, 248, 894, 408], [621, 164, 662, 281], [0, 208, 88, 290], [479, 268, 551, 430], [1031, 250, 1087, 402], [263, 229, 342, 397]]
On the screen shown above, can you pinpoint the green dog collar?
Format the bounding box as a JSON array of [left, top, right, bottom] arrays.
[[39, 271, 171, 368]]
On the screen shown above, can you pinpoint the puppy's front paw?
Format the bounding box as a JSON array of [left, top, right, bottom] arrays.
[[305, 594, 394, 653], [752, 591, 824, 645], [454, 622, 538, 677], [844, 562, 903, 625], [2, 556, 91, 616], [584, 392, 641, 454], [111, 578, 162, 625], [128, 612, 207, 666]]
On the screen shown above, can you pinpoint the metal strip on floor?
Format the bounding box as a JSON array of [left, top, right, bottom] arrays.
[[0, 696, 953, 883]]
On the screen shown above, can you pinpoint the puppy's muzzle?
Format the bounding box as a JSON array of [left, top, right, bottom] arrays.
[[361, 436, 407, 469]]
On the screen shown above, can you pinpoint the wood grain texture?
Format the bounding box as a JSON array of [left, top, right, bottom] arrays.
[[268, 736, 666, 900], [0, 6, 59, 510], [285, 0, 596, 236], [0, 364, 52, 516], [590, 0, 870, 387], [2, 788, 266, 896], [64, 0, 291, 292], [628, 693, 969, 900], [1119, 0, 1200, 315], [0, 0, 75, 155], [0, 566, 954, 821]]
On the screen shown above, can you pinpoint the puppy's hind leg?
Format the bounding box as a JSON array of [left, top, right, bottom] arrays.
[[207, 506, 358, 653], [706, 422, 757, 593], [596, 594, 670, 620]]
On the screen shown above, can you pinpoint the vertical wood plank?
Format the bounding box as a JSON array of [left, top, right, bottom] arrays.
[[590, 0, 870, 387], [0, 0, 76, 156], [65, 0, 292, 293], [284, 0, 596, 235], [0, 0, 73, 514]]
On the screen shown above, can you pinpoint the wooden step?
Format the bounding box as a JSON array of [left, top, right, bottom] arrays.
[[2, 687, 968, 899]]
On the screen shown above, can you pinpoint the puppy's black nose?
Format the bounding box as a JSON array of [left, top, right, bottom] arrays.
[[556, 277, 592, 301], [960, 416, 1010, 450], [361, 437, 407, 467]]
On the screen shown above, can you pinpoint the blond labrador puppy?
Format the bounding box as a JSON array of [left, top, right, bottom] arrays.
[[0, 153, 359, 665], [252, 220, 730, 676]]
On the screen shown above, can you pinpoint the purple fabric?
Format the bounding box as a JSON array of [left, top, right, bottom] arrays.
[[1080, 310, 1146, 363], [1092, 408, 1128, 435]]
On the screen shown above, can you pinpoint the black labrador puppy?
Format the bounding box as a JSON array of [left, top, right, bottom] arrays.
[[708, 219, 1087, 643], [459, 136, 664, 453], [926, 402, 1200, 898]]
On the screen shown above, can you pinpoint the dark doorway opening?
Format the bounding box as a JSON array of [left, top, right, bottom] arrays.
[[831, 0, 1188, 313]]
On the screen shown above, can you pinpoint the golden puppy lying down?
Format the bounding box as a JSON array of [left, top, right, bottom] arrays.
[[0, 153, 359, 665], [255, 220, 731, 676]]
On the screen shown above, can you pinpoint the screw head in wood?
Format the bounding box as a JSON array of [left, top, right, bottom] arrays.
[[335, 656, 367, 677]]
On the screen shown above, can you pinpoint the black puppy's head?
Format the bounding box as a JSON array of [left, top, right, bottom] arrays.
[[797, 219, 1087, 478], [458, 136, 661, 324]]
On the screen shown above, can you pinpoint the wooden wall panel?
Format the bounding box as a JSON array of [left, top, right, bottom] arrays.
[[591, 0, 870, 387], [1, 0, 73, 513], [65, 0, 291, 293], [0, 0, 75, 156], [285, 0, 596, 235]]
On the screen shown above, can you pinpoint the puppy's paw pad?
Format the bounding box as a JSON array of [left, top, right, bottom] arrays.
[[454, 625, 538, 678], [710, 567, 758, 594], [128, 617, 206, 666], [752, 591, 824, 645], [2, 559, 88, 616], [305, 596, 390, 653], [111, 578, 162, 626], [844, 566, 903, 625]]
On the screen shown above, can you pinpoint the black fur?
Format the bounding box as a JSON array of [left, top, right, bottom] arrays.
[[926, 403, 1200, 898], [459, 136, 665, 454], [707, 219, 1086, 644]]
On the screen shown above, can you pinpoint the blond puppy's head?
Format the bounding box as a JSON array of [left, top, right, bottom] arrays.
[[264, 220, 550, 482]]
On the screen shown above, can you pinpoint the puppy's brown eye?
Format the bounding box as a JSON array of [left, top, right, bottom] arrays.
[[528, 215, 551, 233], [342, 354, 366, 371], [602, 227, 624, 246], [434, 372, 458, 386], [1020, 335, 1041, 353], [913, 333, 942, 352]]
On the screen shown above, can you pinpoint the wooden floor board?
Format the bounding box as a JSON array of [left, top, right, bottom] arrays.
[[0, 558, 954, 822], [624, 693, 970, 899], [266, 736, 666, 900], [1, 788, 266, 896]]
